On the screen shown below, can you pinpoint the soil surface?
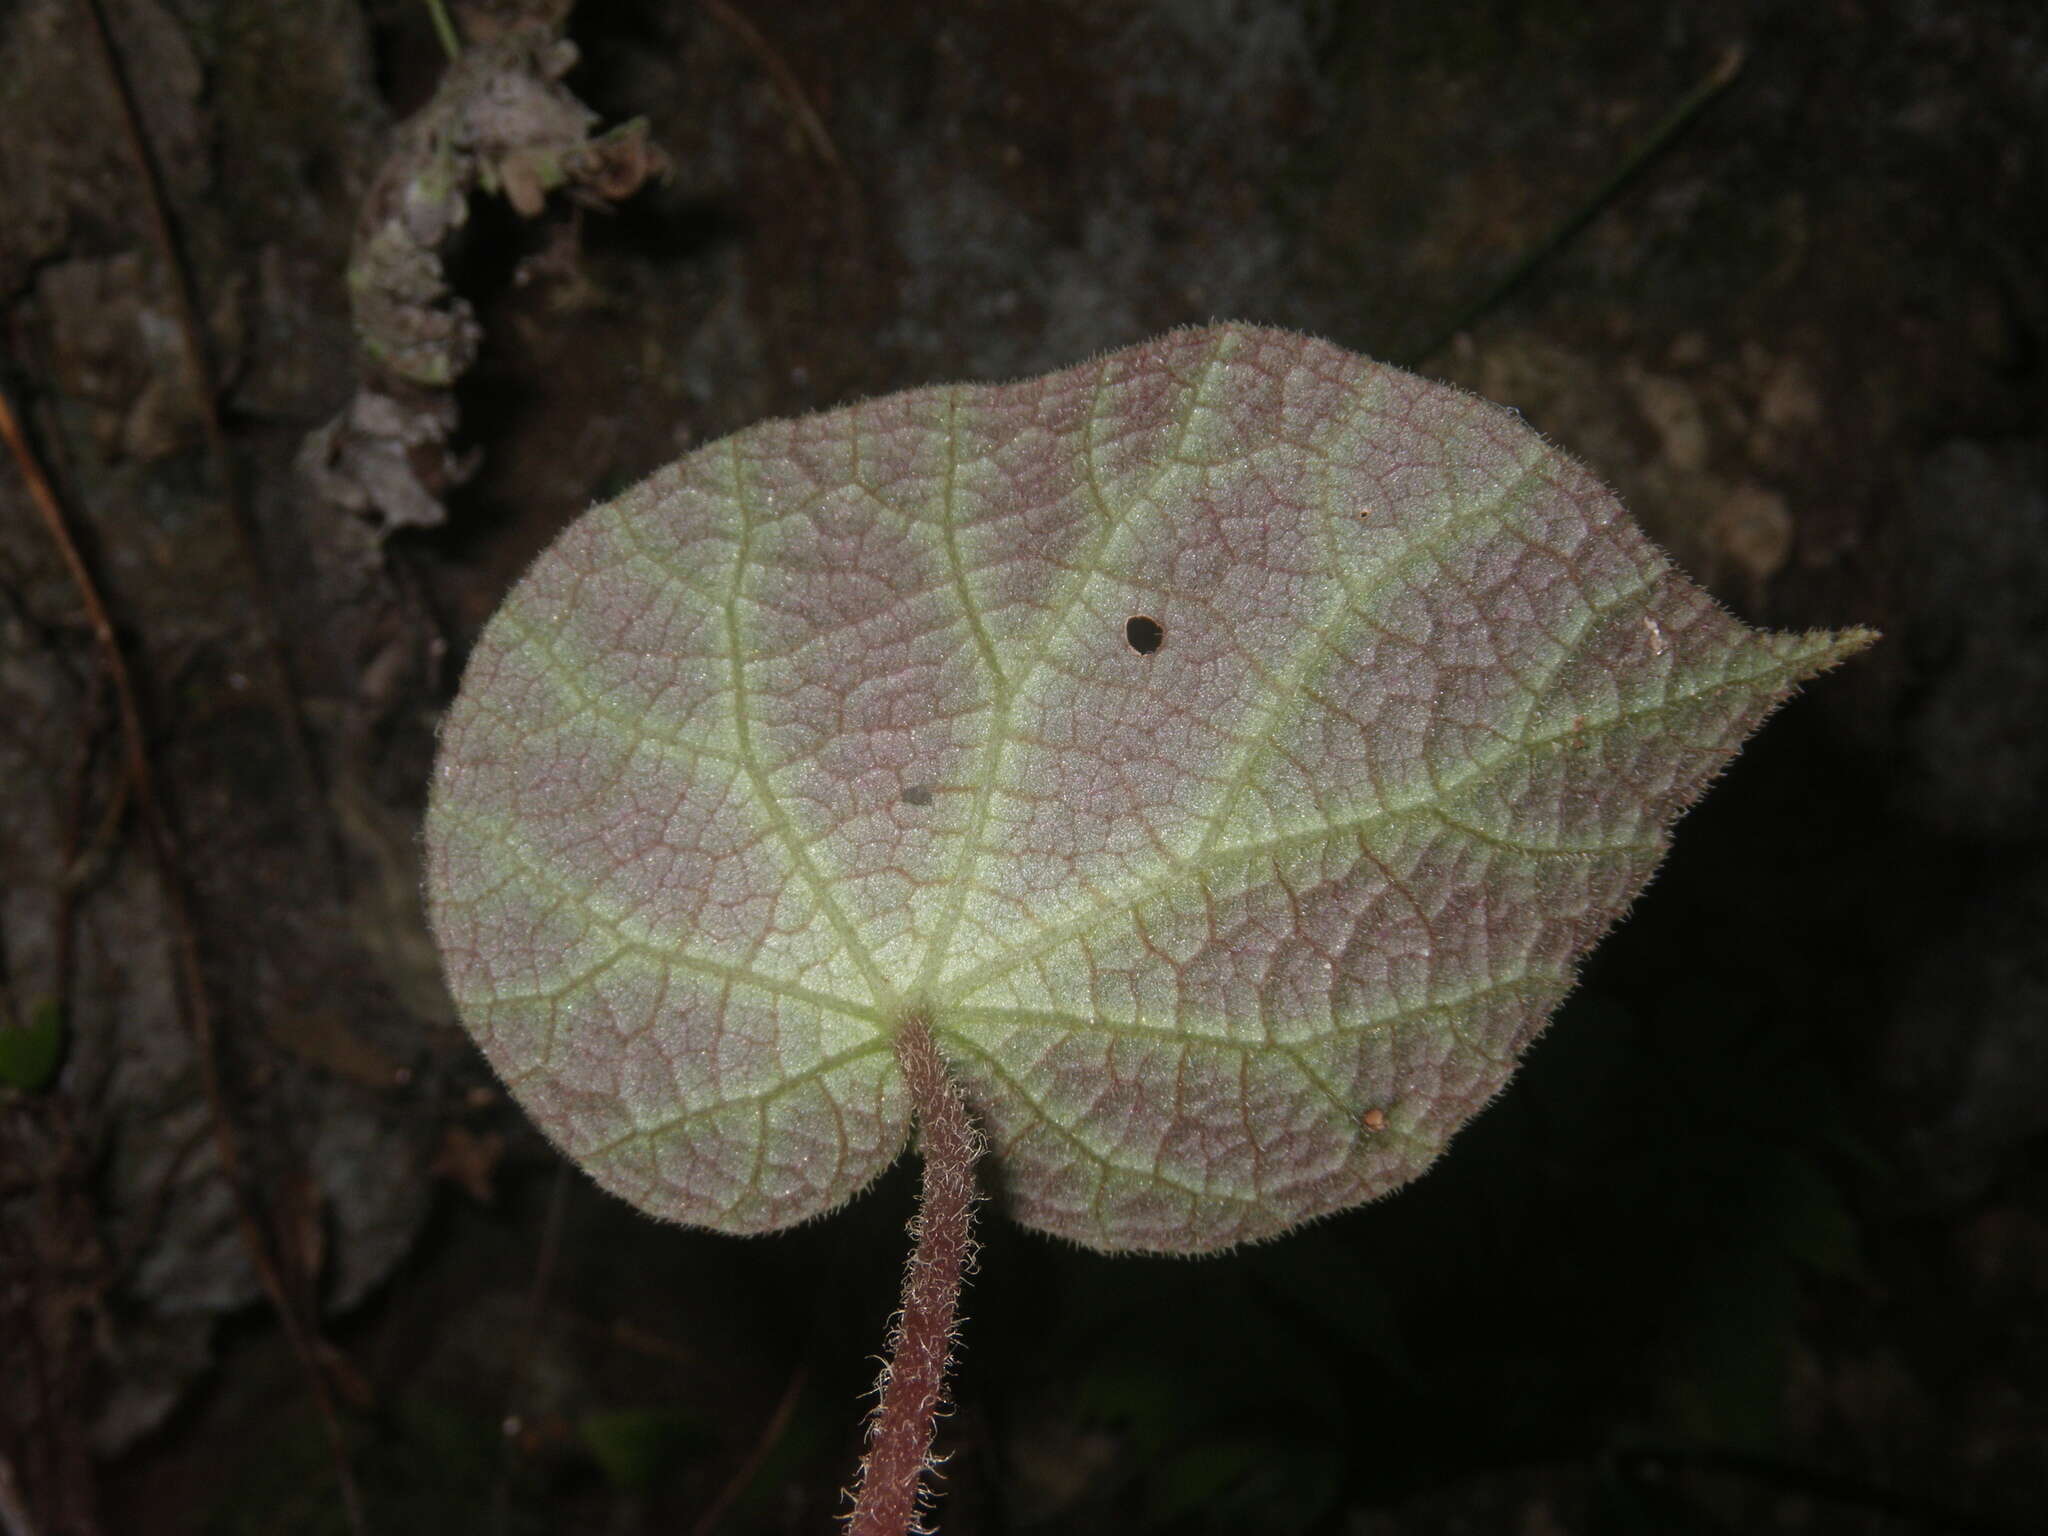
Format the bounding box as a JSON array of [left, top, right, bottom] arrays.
[[3, 2, 2044, 1533]]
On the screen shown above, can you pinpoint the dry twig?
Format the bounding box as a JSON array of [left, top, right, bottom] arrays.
[[0, 389, 368, 1536], [491, 1161, 570, 1536], [698, 0, 845, 172], [75, 0, 340, 892], [690, 1365, 809, 1536]]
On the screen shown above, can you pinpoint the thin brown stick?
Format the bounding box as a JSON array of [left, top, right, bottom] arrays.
[[53, 698, 94, 983], [1406, 43, 1746, 366], [1, 399, 155, 833], [690, 1364, 809, 1536], [698, 0, 846, 172], [50, 669, 109, 1036], [0, 389, 368, 1536], [847, 1016, 983, 1536], [75, 0, 340, 893], [492, 1161, 570, 1536]]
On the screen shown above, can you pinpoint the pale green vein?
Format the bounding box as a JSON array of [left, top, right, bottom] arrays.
[[946, 964, 1558, 1052], [489, 606, 745, 768], [605, 496, 745, 602], [485, 930, 887, 1029], [587, 1037, 896, 1155], [938, 385, 1007, 691], [719, 438, 893, 1005], [913, 339, 1229, 996], [450, 801, 889, 1025], [1321, 440, 1555, 625], [1418, 804, 1660, 860], [940, 1032, 1226, 1204], [942, 1030, 1375, 1215], [932, 654, 1786, 1007], [936, 421, 1619, 985], [733, 1101, 770, 1222], [1185, 554, 1353, 866]]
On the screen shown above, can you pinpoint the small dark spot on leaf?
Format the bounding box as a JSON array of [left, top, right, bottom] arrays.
[[901, 783, 935, 806], [1362, 1107, 1387, 1133], [1125, 615, 1164, 655]]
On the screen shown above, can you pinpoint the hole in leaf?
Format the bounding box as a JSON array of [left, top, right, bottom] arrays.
[[1124, 615, 1164, 655]]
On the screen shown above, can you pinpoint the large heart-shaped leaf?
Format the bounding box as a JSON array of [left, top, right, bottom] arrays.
[[424, 324, 1869, 1254]]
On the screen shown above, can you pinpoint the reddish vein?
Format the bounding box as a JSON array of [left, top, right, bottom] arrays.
[[848, 1016, 983, 1536]]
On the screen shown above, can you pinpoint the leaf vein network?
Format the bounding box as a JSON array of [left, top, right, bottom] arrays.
[[938, 385, 1009, 693], [720, 440, 893, 1006], [928, 442, 1665, 1011], [930, 658, 1652, 1012], [582, 1036, 897, 1159], [914, 334, 1231, 997], [453, 805, 891, 1024], [489, 606, 746, 769]]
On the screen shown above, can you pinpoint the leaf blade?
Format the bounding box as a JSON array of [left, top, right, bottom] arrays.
[[424, 324, 1872, 1250]]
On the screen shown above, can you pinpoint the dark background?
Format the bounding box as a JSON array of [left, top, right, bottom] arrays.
[[3, 2, 2044, 1532]]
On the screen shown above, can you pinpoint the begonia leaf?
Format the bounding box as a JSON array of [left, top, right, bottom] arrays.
[[424, 325, 1871, 1254]]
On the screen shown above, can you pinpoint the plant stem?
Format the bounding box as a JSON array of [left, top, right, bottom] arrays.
[[848, 1016, 983, 1536], [1406, 43, 1746, 367], [422, 0, 461, 61]]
